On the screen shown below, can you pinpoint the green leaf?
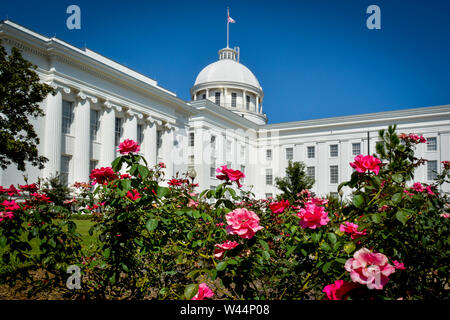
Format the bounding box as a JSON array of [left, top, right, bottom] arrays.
[[396, 210, 409, 225], [259, 239, 269, 251], [262, 251, 270, 260], [146, 219, 159, 232], [121, 263, 129, 273], [216, 261, 227, 271], [103, 248, 111, 259], [352, 194, 364, 208], [137, 165, 150, 179], [184, 284, 199, 300], [322, 261, 332, 273], [111, 157, 123, 171], [286, 245, 296, 257], [0, 236, 6, 248], [157, 186, 170, 198], [320, 242, 331, 251], [371, 213, 381, 224], [327, 233, 337, 244], [109, 273, 116, 285], [392, 193, 402, 205], [344, 242, 356, 254], [392, 174, 403, 183]]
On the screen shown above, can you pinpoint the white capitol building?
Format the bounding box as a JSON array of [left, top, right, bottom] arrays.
[[1, 20, 449, 198]]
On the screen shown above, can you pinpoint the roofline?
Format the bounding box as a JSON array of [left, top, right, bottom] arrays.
[[0, 20, 197, 115], [263, 104, 450, 131]]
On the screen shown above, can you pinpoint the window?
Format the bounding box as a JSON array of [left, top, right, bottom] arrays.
[[266, 149, 272, 160], [62, 100, 74, 134], [210, 157, 216, 178], [307, 146, 315, 159], [215, 92, 221, 105], [240, 145, 245, 158], [227, 140, 232, 154], [330, 192, 339, 199], [114, 117, 123, 148], [266, 168, 273, 185], [90, 109, 100, 141], [188, 155, 194, 168], [330, 165, 339, 184], [137, 124, 144, 145], [189, 132, 195, 147], [231, 92, 237, 107], [307, 166, 315, 179], [286, 147, 293, 160], [210, 135, 216, 149], [352, 143, 361, 156], [89, 160, 98, 175], [265, 193, 273, 199], [246, 95, 250, 110], [330, 144, 338, 157], [202, 94, 206, 99], [427, 137, 437, 151], [240, 165, 245, 182], [60, 155, 71, 185], [427, 160, 438, 180], [156, 130, 162, 155]]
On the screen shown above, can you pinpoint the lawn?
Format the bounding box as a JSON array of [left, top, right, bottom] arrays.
[[0, 219, 97, 276]]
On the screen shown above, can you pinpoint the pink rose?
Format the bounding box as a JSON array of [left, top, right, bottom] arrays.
[[425, 185, 435, 195], [191, 283, 214, 300], [440, 213, 450, 218], [216, 165, 246, 188], [0, 211, 14, 222], [442, 161, 450, 170], [3, 185, 21, 197], [339, 222, 367, 240], [323, 280, 359, 300], [2, 200, 20, 211], [345, 248, 396, 290], [214, 240, 239, 259], [269, 200, 290, 214], [225, 208, 263, 239], [118, 139, 140, 155], [412, 182, 424, 193], [168, 179, 182, 186], [296, 202, 329, 229], [350, 155, 382, 175], [126, 189, 141, 201], [392, 260, 405, 270]]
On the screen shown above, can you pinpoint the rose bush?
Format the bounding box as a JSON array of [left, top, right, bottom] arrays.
[[0, 126, 449, 300]]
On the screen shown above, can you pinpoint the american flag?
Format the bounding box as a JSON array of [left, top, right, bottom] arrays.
[[228, 9, 235, 23]]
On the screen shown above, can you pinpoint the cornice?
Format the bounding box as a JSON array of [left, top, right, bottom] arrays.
[[262, 105, 450, 132]]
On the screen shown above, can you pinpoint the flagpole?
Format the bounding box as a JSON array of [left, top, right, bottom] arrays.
[[227, 7, 229, 48]]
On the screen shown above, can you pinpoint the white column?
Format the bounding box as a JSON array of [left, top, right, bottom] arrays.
[[243, 90, 247, 110], [72, 93, 92, 183], [100, 103, 116, 167], [144, 120, 157, 167], [43, 88, 63, 178], [194, 127, 205, 188], [123, 111, 138, 142], [162, 126, 174, 179]]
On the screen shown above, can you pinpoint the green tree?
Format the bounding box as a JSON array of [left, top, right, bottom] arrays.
[[0, 41, 54, 171], [275, 160, 315, 201]]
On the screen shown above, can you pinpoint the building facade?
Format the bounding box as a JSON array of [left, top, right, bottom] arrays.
[[1, 20, 449, 198]]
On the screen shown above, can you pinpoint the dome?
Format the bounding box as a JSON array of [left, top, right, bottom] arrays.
[[194, 59, 261, 90]]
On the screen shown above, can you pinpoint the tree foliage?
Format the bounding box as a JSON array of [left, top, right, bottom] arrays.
[[275, 161, 315, 202], [0, 41, 54, 171]]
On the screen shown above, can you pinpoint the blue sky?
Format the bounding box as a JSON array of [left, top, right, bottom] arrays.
[[1, 0, 450, 124]]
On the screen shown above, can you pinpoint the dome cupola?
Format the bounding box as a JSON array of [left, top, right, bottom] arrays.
[[191, 46, 266, 125]]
